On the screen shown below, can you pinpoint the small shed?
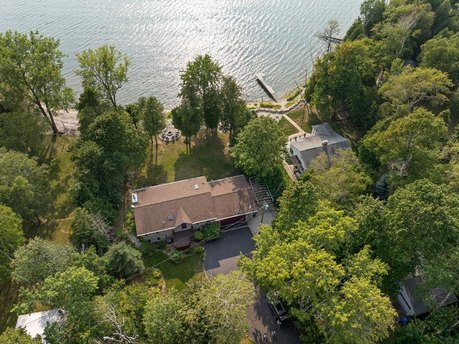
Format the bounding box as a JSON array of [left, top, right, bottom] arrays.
[[16, 309, 65, 342]]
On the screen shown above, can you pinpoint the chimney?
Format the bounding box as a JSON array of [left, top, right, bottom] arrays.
[[322, 140, 331, 167]]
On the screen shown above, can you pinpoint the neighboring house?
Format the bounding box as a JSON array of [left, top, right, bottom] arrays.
[[397, 275, 458, 318], [290, 123, 350, 172], [132, 175, 257, 247], [16, 309, 65, 343]]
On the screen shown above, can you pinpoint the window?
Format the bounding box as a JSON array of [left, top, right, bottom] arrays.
[[181, 223, 187, 229]]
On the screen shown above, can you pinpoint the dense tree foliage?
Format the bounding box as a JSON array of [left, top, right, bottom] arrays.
[[138, 96, 165, 157], [72, 110, 148, 221], [231, 116, 286, 178], [0, 205, 24, 281], [307, 149, 372, 209], [11, 238, 74, 286], [70, 208, 111, 254], [0, 31, 74, 135], [103, 242, 144, 279], [76, 45, 130, 109], [306, 39, 381, 128], [0, 328, 40, 344], [0, 149, 50, 224]]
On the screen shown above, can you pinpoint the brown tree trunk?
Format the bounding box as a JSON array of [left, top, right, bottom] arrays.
[[154, 135, 159, 165]]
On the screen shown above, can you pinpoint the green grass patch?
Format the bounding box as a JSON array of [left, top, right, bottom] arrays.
[[136, 131, 240, 188], [260, 102, 281, 109], [143, 251, 204, 290], [286, 108, 312, 133], [278, 117, 298, 137]]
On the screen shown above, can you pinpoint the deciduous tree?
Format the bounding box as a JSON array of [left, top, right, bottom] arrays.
[[11, 238, 74, 286], [308, 149, 372, 209], [138, 96, 165, 159], [0, 149, 50, 224], [0, 205, 24, 281], [231, 116, 286, 178], [0, 31, 74, 135], [76, 45, 130, 109], [103, 242, 144, 279], [179, 54, 223, 131]]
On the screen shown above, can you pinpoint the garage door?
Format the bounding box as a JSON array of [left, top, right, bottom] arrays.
[[220, 214, 247, 226]]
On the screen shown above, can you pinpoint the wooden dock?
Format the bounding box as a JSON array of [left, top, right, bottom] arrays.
[[255, 73, 279, 103]]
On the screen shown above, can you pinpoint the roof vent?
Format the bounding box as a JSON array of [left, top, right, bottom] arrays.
[[194, 184, 199, 190], [131, 193, 138, 205], [167, 215, 173, 222], [322, 140, 329, 147]]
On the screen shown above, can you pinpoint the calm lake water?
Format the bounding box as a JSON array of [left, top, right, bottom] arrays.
[[1, 0, 361, 107]]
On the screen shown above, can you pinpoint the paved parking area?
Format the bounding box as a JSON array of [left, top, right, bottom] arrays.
[[203, 228, 301, 344], [204, 227, 255, 276]]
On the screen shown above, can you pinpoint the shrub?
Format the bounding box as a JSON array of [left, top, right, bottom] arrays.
[[169, 251, 184, 264], [260, 102, 281, 109], [287, 88, 302, 101], [191, 245, 205, 255], [194, 223, 221, 241]]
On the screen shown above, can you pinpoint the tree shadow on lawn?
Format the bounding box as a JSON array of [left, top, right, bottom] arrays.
[[135, 163, 168, 189], [174, 134, 240, 181]]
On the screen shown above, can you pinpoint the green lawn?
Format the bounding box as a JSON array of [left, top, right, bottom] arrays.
[[136, 131, 240, 188], [286, 108, 312, 133], [278, 117, 298, 137], [143, 251, 204, 290]]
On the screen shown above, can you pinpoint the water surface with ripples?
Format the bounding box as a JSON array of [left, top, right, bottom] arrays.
[[1, 0, 361, 107]]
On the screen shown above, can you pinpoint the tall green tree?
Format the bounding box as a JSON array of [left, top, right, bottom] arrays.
[[220, 76, 254, 145], [143, 291, 186, 344], [171, 100, 201, 153], [76, 45, 130, 109], [379, 66, 453, 115], [70, 208, 111, 254], [382, 179, 459, 288], [0, 205, 24, 281], [11, 238, 74, 286], [306, 39, 381, 128], [179, 54, 223, 131], [361, 108, 447, 183], [274, 180, 320, 232], [231, 116, 286, 178], [138, 96, 165, 159], [0, 31, 74, 135], [308, 149, 372, 209], [420, 32, 459, 84], [73, 110, 148, 216], [0, 149, 50, 224], [0, 107, 47, 157], [103, 242, 144, 279]]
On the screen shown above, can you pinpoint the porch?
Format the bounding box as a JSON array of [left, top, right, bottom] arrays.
[[173, 229, 194, 249]]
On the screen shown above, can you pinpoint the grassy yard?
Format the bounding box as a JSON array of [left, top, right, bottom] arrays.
[[286, 108, 312, 133], [136, 131, 240, 188], [278, 117, 298, 137], [143, 251, 204, 290]]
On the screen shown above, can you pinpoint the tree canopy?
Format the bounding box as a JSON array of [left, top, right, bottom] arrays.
[[0, 30, 74, 135], [0, 148, 50, 223], [231, 116, 286, 178], [76, 45, 130, 109], [0, 205, 24, 281]]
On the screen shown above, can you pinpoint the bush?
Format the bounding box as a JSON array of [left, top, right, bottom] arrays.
[[146, 268, 163, 287], [169, 251, 184, 264], [287, 88, 302, 101], [194, 223, 221, 241], [260, 102, 281, 109], [190, 245, 205, 255]]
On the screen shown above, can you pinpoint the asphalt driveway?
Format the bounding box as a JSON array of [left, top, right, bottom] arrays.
[[203, 228, 301, 344], [204, 227, 255, 276]]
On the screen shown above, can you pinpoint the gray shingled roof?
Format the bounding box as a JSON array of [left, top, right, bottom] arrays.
[[291, 123, 350, 169]]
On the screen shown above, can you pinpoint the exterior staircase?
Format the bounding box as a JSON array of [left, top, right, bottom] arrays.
[[248, 177, 274, 207]]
